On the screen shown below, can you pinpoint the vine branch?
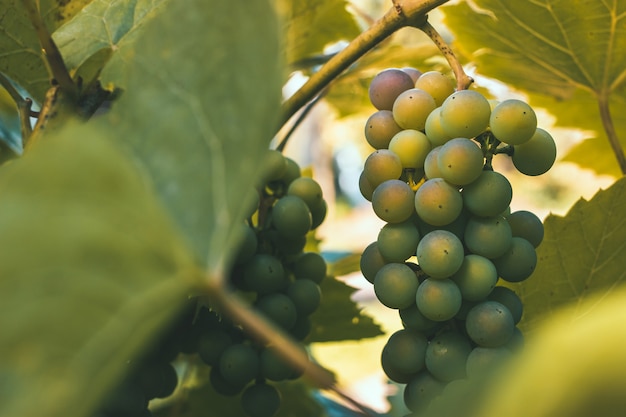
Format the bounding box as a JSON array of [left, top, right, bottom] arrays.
[[278, 0, 450, 131], [597, 93, 626, 176]]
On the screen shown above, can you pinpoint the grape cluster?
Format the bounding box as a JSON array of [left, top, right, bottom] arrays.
[[359, 68, 554, 414], [93, 151, 328, 417]]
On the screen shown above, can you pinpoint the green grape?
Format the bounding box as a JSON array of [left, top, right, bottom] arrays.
[[369, 68, 416, 110], [278, 156, 301, 187], [488, 286, 523, 324], [359, 171, 374, 201], [388, 129, 432, 169], [287, 177, 323, 212], [234, 224, 258, 265], [415, 278, 462, 321], [489, 99, 537, 145], [382, 329, 428, 376], [260, 149, 288, 183], [462, 170, 513, 217], [450, 254, 498, 302], [289, 315, 312, 341], [372, 179, 415, 223], [465, 301, 515, 347], [392, 88, 437, 130], [260, 345, 304, 381], [310, 198, 327, 229], [414, 71, 455, 106], [364, 110, 403, 149], [197, 327, 234, 366], [360, 241, 387, 284], [363, 149, 403, 189], [403, 371, 446, 413], [271, 195, 312, 239], [425, 330, 472, 382], [506, 210, 544, 247], [464, 216, 513, 259], [242, 254, 287, 294], [210, 366, 245, 396], [402, 67, 423, 83], [437, 137, 484, 186], [399, 304, 439, 333], [466, 346, 513, 379], [416, 230, 464, 278], [377, 220, 421, 262], [424, 107, 453, 146], [423, 146, 442, 179], [512, 127, 557, 176], [241, 381, 281, 417], [439, 90, 491, 139], [454, 299, 479, 320], [492, 236, 537, 282], [416, 207, 469, 241], [374, 263, 419, 309], [219, 343, 260, 387], [267, 229, 306, 257], [292, 252, 327, 283], [382, 349, 416, 384], [255, 293, 298, 330], [414, 178, 463, 226], [286, 279, 321, 316]]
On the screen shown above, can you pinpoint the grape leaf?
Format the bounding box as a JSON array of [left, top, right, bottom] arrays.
[[441, 0, 626, 176], [276, 0, 361, 67], [0, 127, 200, 417], [511, 176, 626, 333], [97, 0, 283, 269]]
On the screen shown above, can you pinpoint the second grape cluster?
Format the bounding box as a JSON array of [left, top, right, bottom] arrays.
[[359, 68, 555, 415]]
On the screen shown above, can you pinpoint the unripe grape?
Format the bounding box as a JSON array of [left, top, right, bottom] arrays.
[[466, 347, 513, 378], [242, 253, 286, 294], [374, 263, 419, 309], [360, 241, 387, 284], [488, 286, 523, 324], [451, 254, 498, 302], [465, 301, 515, 347], [392, 88, 437, 130], [287, 177, 323, 213], [414, 71, 455, 106], [492, 236, 537, 282], [388, 129, 432, 169], [359, 171, 374, 201], [506, 210, 544, 247], [437, 137, 484, 186], [415, 278, 462, 321], [464, 216, 513, 259], [271, 195, 312, 238], [363, 149, 403, 189], [371, 179, 415, 223], [287, 279, 322, 316], [512, 127, 557, 176], [377, 220, 421, 262], [440, 90, 491, 138], [382, 329, 428, 376], [399, 304, 439, 333], [219, 343, 260, 387], [423, 146, 442, 179], [404, 371, 446, 412], [425, 107, 453, 146], [425, 330, 472, 382], [241, 382, 281, 417], [260, 149, 288, 183], [462, 170, 513, 217], [416, 229, 464, 278], [489, 99, 537, 145], [369, 68, 415, 110], [414, 177, 463, 226], [292, 252, 327, 283], [364, 110, 403, 149], [255, 293, 298, 330]]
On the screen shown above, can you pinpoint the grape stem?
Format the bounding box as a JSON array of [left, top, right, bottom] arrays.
[[278, 0, 450, 131], [416, 19, 473, 91], [597, 93, 626, 175]]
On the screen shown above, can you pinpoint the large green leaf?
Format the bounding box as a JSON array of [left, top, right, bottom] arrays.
[[97, 0, 283, 269], [441, 0, 626, 176], [276, 0, 361, 67], [511, 176, 626, 333], [0, 127, 200, 417]]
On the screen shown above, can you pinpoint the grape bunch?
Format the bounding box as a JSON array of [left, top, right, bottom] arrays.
[[92, 151, 328, 417], [359, 68, 555, 415]]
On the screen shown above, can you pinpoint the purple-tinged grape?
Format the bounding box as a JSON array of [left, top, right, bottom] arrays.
[[371, 179, 415, 223], [369, 68, 415, 110]]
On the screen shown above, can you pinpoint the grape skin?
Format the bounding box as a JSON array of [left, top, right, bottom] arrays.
[[462, 170, 513, 217], [374, 263, 420, 309], [414, 71, 455, 106], [364, 110, 403, 149], [450, 254, 498, 302], [369, 68, 415, 110], [363, 149, 403, 188], [388, 129, 432, 169], [464, 216, 513, 259], [415, 278, 462, 321], [512, 127, 557, 176], [414, 178, 463, 227], [425, 330, 472, 382], [392, 88, 437, 130], [377, 220, 421, 262], [437, 137, 485, 186], [489, 99, 537, 145], [416, 229, 465, 278], [492, 236, 537, 282], [372, 179, 415, 223], [506, 210, 544, 247], [465, 301, 515, 347], [439, 90, 491, 139]]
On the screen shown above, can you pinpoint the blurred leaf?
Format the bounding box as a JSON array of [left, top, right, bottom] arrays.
[[41, 0, 94, 28], [511, 177, 626, 333], [52, 0, 169, 87], [0, 128, 200, 417], [98, 0, 283, 268], [307, 276, 383, 343], [441, 0, 626, 176], [276, 0, 361, 67], [473, 283, 626, 417]]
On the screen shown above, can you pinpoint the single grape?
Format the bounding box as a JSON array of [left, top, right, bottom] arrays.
[[416, 230, 464, 278], [388, 129, 432, 169], [287, 177, 323, 213], [371, 179, 415, 223], [310, 198, 327, 229], [369, 68, 415, 110], [358, 171, 374, 201], [241, 381, 281, 417], [402, 67, 423, 83], [466, 346, 513, 379], [219, 343, 260, 387], [360, 241, 387, 284], [415, 278, 462, 321], [210, 365, 245, 396], [489, 99, 537, 145], [492, 236, 537, 282], [414, 71, 455, 106], [374, 263, 419, 309], [382, 349, 416, 384], [377, 220, 421, 262], [286, 279, 322, 316], [462, 170, 513, 217], [506, 210, 544, 247], [403, 371, 446, 413], [424, 107, 453, 146], [437, 137, 484, 186], [439, 90, 491, 139], [512, 127, 557, 176], [488, 286, 523, 324], [382, 329, 428, 376], [465, 301, 515, 347], [255, 293, 298, 330], [260, 149, 288, 183], [278, 156, 301, 187], [423, 146, 442, 179], [464, 216, 513, 259], [364, 110, 403, 149], [451, 254, 498, 302], [425, 330, 472, 382], [292, 252, 327, 283], [363, 149, 403, 189], [392, 88, 437, 130], [414, 178, 463, 227], [242, 254, 286, 294], [271, 195, 312, 239]]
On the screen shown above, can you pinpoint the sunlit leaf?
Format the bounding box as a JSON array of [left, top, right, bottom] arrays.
[[511, 177, 626, 332], [0, 128, 200, 417]]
